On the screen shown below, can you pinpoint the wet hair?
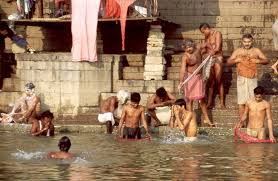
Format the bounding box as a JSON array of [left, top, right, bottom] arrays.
[[242, 33, 253, 40], [25, 82, 35, 90], [40, 110, 54, 120], [174, 99, 186, 107], [58, 136, 71, 152], [183, 39, 195, 48], [116, 90, 130, 104], [254, 86, 265, 95], [130, 92, 141, 103], [156, 87, 167, 98], [199, 23, 210, 30]]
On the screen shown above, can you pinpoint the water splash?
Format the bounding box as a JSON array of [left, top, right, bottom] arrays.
[[72, 157, 89, 164], [11, 149, 46, 160]]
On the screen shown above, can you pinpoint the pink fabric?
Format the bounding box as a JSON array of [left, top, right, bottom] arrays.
[[234, 128, 274, 143], [105, 0, 121, 18], [71, 0, 100, 62], [183, 73, 205, 101], [115, 0, 136, 51]]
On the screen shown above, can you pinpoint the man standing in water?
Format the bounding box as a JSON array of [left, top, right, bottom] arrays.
[[199, 23, 225, 109], [119, 92, 150, 139], [147, 87, 176, 126], [169, 99, 197, 139], [235, 86, 276, 142], [98, 90, 129, 134], [31, 110, 55, 136], [0, 82, 40, 123], [178, 39, 214, 127], [227, 34, 269, 120]]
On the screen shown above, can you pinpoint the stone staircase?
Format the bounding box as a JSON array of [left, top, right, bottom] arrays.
[[101, 52, 278, 128]]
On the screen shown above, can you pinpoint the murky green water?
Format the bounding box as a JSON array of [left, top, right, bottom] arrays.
[[0, 130, 278, 180]]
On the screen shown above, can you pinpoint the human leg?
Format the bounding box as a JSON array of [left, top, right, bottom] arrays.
[[214, 62, 225, 108], [206, 72, 215, 109], [199, 99, 214, 127], [106, 121, 112, 134], [148, 109, 162, 126]]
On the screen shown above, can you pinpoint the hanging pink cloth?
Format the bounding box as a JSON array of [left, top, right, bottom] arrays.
[[71, 0, 100, 62], [115, 0, 136, 51], [104, 0, 121, 18]]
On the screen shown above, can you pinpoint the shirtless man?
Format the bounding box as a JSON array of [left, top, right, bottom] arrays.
[[178, 39, 214, 127], [227, 34, 269, 119], [48, 136, 74, 159], [169, 99, 197, 138], [0, 82, 40, 123], [235, 86, 276, 142], [98, 90, 129, 134], [119, 92, 150, 139], [147, 87, 176, 126], [31, 110, 55, 136], [199, 23, 225, 109]]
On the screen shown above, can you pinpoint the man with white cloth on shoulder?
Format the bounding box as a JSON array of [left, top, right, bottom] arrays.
[[147, 87, 176, 126], [98, 90, 130, 134]]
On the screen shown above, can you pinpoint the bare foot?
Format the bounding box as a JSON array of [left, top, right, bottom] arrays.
[[220, 104, 226, 109], [203, 120, 215, 127], [207, 104, 214, 109], [271, 64, 278, 75]]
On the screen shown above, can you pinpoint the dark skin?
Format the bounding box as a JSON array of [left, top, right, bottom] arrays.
[[31, 117, 54, 136], [147, 91, 176, 126], [100, 96, 118, 134]]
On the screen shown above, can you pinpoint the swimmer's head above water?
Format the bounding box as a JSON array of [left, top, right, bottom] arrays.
[[58, 136, 71, 152]]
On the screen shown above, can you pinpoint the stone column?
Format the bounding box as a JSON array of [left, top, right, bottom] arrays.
[[144, 25, 166, 80]]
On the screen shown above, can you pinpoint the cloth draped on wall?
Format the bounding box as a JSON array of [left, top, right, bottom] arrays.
[[115, 0, 136, 51], [71, 0, 101, 62], [272, 19, 278, 50], [105, 0, 121, 18]]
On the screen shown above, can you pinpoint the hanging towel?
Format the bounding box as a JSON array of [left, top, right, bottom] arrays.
[[105, 0, 121, 18], [115, 0, 136, 51], [71, 0, 101, 62]]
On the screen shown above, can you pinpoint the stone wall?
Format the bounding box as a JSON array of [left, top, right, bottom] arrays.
[[1, 0, 277, 52], [14, 53, 120, 119]]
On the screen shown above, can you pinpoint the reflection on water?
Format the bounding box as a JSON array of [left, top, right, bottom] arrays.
[[0, 131, 278, 180]]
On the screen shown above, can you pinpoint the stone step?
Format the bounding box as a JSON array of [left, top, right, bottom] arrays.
[[123, 54, 145, 67], [123, 67, 144, 80], [2, 77, 21, 92]]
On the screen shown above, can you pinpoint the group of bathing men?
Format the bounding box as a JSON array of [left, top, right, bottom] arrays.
[[99, 23, 276, 142]]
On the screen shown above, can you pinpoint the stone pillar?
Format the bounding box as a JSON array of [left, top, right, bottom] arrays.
[[144, 25, 166, 80]]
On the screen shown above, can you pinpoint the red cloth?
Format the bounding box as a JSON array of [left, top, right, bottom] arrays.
[[234, 128, 274, 143], [105, 0, 121, 18], [115, 0, 136, 51]]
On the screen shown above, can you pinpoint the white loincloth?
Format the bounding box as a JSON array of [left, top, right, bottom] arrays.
[[98, 112, 115, 125], [155, 106, 171, 124]]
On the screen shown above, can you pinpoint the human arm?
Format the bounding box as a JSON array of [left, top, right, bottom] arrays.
[[23, 97, 40, 119], [141, 107, 150, 136], [147, 95, 164, 109], [227, 49, 242, 65], [250, 49, 269, 65], [178, 55, 187, 90], [182, 111, 193, 128], [266, 103, 276, 142], [31, 122, 48, 136], [163, 92, 176, 106], [118, 106, 126, 136], [109, 97, 117, 113], [235, 104, 249, 128]]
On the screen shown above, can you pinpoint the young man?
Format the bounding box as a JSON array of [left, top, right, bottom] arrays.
[[0, 82, 41, 123], [227, 34, 269, 119], [119, 92, 150, 139], [31, 110, 55, 136], [178, 39, 214, 127], [235, 86, 276, 142], [98, 90, 129, 134], [147, 87, 176, 126], [169, 99, 197, 139], [48, 136, 74, 159], [199, 23, 225, 109]]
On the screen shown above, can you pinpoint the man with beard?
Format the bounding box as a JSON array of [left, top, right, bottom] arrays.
[[227, 34, 269, 120]]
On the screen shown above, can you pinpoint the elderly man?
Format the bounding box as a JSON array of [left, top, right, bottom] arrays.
[[227, 34, 269, 120], [98, 90, 129, 134], [0, 82, 41, 123]]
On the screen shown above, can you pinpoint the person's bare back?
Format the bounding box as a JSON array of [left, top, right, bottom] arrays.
[[48, 151, 74, 159], [100, 96, 118, 113]]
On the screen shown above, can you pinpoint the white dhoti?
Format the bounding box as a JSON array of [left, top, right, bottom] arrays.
[[98, 112, 115, 125], [272, 19, 278, 50], [155, 106, 171, 125], [237, 75, 258, 104]]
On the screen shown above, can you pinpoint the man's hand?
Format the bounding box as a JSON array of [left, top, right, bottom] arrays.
[[269, 135, 276, 143]]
